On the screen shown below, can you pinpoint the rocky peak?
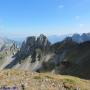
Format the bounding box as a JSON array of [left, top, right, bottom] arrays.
[[81, 33, 90, 41], [26, 36, 36, 47], [36, 34, 51, 49], [21, 34, 50, 49], [19, 36, 36, 58], [71, 33, 90, 43], [15, 34, 51, 61], [72, 34, 82, 43]]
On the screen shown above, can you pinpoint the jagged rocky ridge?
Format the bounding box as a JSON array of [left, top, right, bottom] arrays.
[[0, 37, 20, 52], [48, 33, 90, 43], [72, 33, 90, 43], [5, 34, 51, 70], [0, 37, 21, 69], [4, 34, 90, 79]]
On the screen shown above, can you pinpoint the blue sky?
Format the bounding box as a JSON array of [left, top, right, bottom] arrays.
[[0, 0, 90, 38]]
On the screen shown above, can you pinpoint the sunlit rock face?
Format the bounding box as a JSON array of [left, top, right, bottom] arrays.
[[0, 37, 19, 52]]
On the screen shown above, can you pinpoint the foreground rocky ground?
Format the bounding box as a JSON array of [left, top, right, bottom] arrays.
[[0, 70, 90, 90]]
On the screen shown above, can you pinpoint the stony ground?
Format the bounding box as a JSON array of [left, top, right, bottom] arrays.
[[0, 69, 90, 90]]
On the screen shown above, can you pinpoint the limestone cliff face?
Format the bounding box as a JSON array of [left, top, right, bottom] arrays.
[[15, 34, 51, 61], [5, 34, 52, 71]]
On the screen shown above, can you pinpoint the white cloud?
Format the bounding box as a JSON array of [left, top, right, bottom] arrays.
[[58, 5, 64, 9]]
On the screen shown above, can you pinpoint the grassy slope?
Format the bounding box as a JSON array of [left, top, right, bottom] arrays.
[[0, 69, 90, 90]]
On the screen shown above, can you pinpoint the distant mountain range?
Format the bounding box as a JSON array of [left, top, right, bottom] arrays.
[[72, 33, 90, 43], [48, 33, 90, 43], [7, 33, 90, 44], [48, 35, 68, 43]]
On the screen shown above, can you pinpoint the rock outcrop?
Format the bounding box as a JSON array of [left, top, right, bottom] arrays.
[[15, 34, 51, 60], [5, 34, 51, 71]]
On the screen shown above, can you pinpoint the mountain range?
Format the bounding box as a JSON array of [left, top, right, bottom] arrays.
[[0, 33, 89, 80], [72, 33, 90, 43], [48, 33, 90, 43]]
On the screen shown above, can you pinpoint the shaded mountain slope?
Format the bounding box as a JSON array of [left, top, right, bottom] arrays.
[[51, 40, 90, 79]]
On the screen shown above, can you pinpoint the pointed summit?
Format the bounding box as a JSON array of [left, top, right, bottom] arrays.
[[37, 34, 51, 49]]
